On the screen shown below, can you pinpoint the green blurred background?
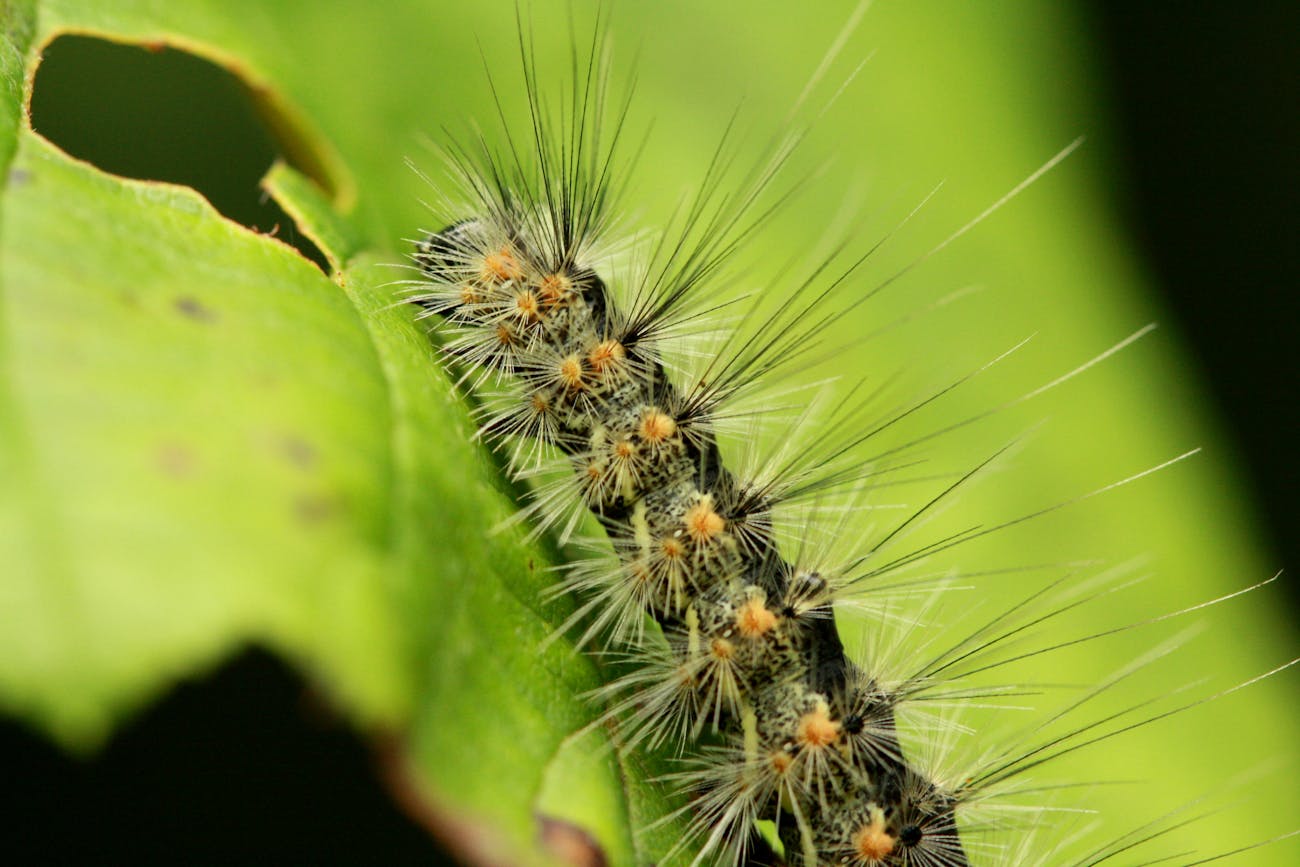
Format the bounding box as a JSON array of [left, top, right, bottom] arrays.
[[4, 0, 1296, 863]]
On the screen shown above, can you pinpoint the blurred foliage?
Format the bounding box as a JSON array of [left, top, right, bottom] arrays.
[[0, 1, 1295, 864]]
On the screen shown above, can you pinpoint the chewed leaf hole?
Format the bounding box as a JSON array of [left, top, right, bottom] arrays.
[[28, 35, 330, 272]]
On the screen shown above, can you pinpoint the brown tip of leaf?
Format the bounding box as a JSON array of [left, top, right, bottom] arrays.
[[537, 815, 608, 867], [378, 736, 527, 867]]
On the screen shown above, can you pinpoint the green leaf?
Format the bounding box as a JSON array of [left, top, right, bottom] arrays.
[[261, 161, 362, 276], [1, 1, 1295, 865]]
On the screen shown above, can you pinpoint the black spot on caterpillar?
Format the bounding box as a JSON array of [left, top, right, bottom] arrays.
[[400, 5, 1299, 865]]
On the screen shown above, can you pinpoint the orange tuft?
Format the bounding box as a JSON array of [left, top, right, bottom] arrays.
[[558, 356, 585, 391], [629, 562, 652, 586], [852, 814, 896, 862], [684, 498, 725, 544], [770, 751, 793, 774], [480, 247, 523, 283], [639, 409, 677, 443], [458, 282, 480, 305], [660, 537, 685, 560], [514, 290, 540, 321], [496, 324, 517, 346], [587, 339, 626, 372], [614, 440, 636, 459], [796, 705, 841, 748], [710, 637, 734, 660], [538, 272, 573, 305], [736, 596, 778, 638]]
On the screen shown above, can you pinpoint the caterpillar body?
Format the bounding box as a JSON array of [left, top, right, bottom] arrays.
[[413, 216, 954, 865], [401, 12, 1295, 867]]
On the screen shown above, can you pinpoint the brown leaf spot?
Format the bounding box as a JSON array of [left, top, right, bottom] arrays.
[[156, 442, 197, 478], [174, 295, 217, 323], [279, 435, 317, 470], [294, 493, 335, 524]]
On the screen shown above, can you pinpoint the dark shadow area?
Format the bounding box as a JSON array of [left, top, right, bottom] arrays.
[[3, 649, 456, 864], [28, 35, 330, 273], [1089, 3, 1299, 609]]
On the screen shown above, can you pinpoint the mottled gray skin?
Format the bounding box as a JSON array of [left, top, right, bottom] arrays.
[[414, 222, 967, 867]]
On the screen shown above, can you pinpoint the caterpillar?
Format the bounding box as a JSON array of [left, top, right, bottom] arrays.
[[400, 8, 1296, 866]]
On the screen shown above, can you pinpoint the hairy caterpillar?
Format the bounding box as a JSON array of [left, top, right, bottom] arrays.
[[400, 6, 1297, 866]]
